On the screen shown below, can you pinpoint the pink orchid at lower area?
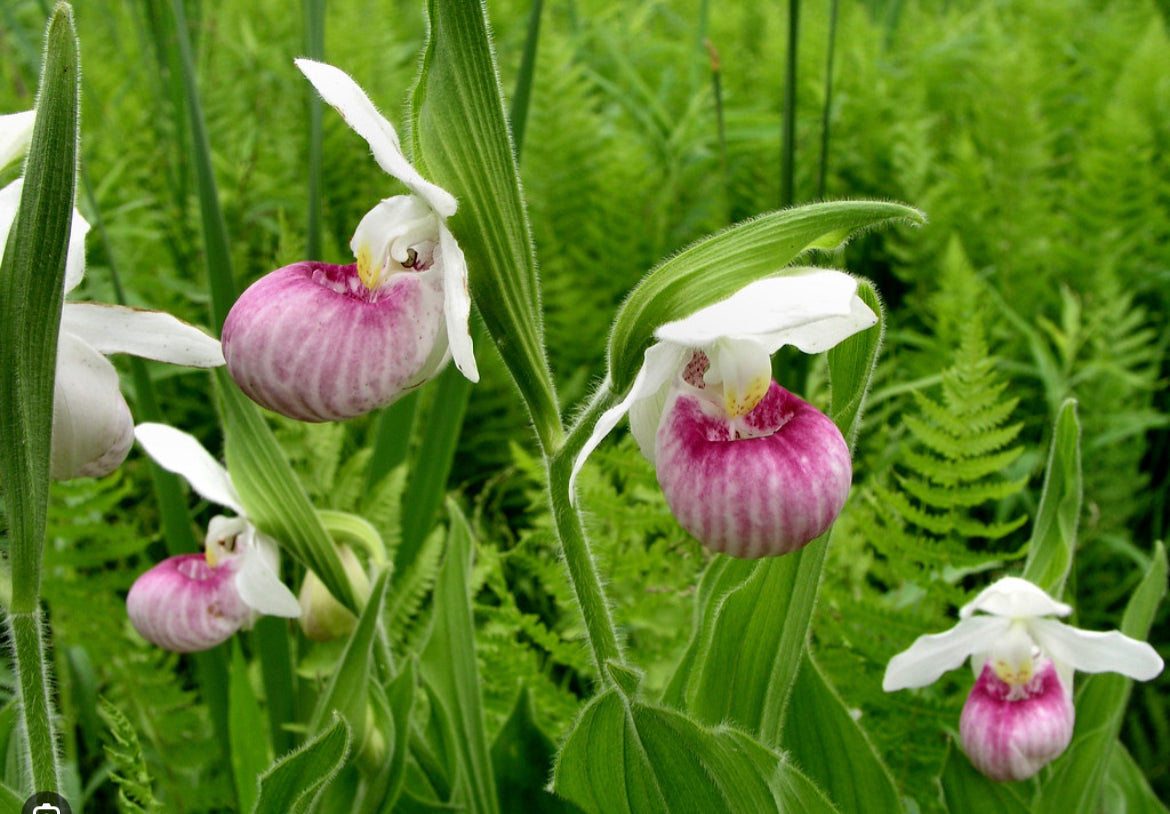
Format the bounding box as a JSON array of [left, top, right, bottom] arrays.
[[883, 577, 1164, 781], [127, 424, 300, 652], [573, 269, 876, 557], [222, 60, 477, 422]]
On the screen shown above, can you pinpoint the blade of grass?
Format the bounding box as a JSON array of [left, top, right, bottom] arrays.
[[780, 0, 800, 207], [817, 0, 839, 200], [303, 0, 325, 260], [509, 0, 544, 156], [168, 0, 236, 330]]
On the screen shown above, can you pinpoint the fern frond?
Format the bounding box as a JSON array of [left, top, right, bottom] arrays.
[[99, 698, 163, 814]]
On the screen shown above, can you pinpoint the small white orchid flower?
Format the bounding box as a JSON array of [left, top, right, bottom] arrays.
[[573, 269, 876, 557], [1, 110, 225, 480], [222, 59, 477, 422], [126, 423, 301, 652], [883, 576, 1164, 782]]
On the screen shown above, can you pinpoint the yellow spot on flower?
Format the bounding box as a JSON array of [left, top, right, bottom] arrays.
[[993, 657, 1034, 686], [724, 374, 770, 418], [356, 243, 377, 290]]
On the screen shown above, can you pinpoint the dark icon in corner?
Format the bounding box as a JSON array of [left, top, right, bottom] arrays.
[[23, 791, 73, 814]]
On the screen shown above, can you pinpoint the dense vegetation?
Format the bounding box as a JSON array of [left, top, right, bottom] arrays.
[[1, 0, 1167, 809]]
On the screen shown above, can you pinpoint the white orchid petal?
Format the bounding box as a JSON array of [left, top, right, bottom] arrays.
[[234, 532, 301, 617], [570, 343, 688, 498], [0, 178, 21, 259], [438, 223, 478, 382], [654, 270, 872, 353], [1028, 617, 1164, 681], [52, 333, 134, 479], [883, 616, 1010, 691], [0, 110, 35, 170], [960, 576, 1072, 620], [63, 206, 90, 295], [61, 302, 224, 367], [134, 423, 244, 514], [295, 59, 457, 218], [1, 179, 90, 295]]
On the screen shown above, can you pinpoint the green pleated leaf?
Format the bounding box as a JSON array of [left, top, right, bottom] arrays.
[[308, 567, 391, 748], [1102, 744, 1169, 814], [491, 686, 584, 814], [0, 780, 22, 812], [552, 687, 838, 814], [0, 2, 78, 613], [606, 200, 922, 394], [1022, 399, 1081, 597], [252, 714, 351, 814], [660, 292, 883, 745], [217, 368, 359, 612], [412, 0, 560, 447], [938, 740, 1029, 814], [418, 501, 499, 814], [358, 659, 417, 813], [779, 653, 900, 814], [230, 641, 270, 814], [1032, 542, 1166, 814]]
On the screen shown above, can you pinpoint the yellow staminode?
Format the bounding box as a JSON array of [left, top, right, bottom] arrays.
[[993, 657, 1034, 687], [356, 243, 377, 290], [723, 374, 770, 419]]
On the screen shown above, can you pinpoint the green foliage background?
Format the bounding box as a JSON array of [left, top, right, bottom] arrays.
[[0, 0, 1167, 809]]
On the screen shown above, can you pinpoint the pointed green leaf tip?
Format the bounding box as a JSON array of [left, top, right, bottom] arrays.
[[606, 200, 923, 395]]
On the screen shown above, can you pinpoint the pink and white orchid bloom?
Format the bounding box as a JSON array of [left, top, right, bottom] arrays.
[[1, 110, 224, 480], [883, 577, 1164, 782], [222, 59, 478, 422], [573, 270, 876, 557], [127, 423, 301, 652]]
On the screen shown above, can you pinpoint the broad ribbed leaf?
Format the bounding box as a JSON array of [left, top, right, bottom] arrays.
[[0, 2, 78, 612], [1103, 744, 1169, 813], [230, 641, 269, 813], [252, 715, 351, 814], [1022, 399, 1081, 597], [607, 200, 921, 393], [308, 567, 391, 746], [492, 687, 583, 813], [1032, 542, 1166, 814], [418, 502, 499, 814], [779, 653, 900, 814], [411, 0, 559, 448], [217, 368, 359, 612], [939, 740, 1029, 814], [661, 291, 883, 745], [553, 684, 837, 814]]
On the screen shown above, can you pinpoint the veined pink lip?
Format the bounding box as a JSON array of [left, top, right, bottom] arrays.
[[222, 261, 447, 422], [959, 659, 1074, 782], [127, 554, 251, 653], [654, 381, 851, 557]]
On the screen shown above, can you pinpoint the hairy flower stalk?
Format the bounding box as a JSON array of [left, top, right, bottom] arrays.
[[1, 110, 225, 479], [574, 270, 876, 557], [127, 424, 301, 651], [884, 577, 1164, 781], [223, 60, 477, 421]]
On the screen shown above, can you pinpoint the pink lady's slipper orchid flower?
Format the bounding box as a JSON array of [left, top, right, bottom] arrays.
[[883, 577, 1164, 782], [126, 423, 300, 652], [572, 270, 876, 557], [222, 60, 478, 422], [1, 111, 225, 479]]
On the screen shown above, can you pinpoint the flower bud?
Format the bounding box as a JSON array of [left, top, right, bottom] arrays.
[[959, 659, 1074, 782], [127, 554, 251, 652], [222, 261, 448, 422], [654, 381, 851, 557], [298, 545, 371, 641]]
